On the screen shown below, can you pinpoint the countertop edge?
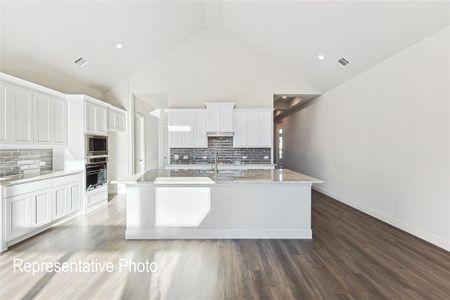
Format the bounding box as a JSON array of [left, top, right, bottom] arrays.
[[0, 170, 84, 187]]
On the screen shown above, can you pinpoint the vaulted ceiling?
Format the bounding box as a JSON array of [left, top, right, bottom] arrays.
[[1, 1, 448, 95]]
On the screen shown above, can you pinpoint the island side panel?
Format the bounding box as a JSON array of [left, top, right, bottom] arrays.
[[206, 183, 312, 238], [126, 185, 155, 238], [125, 182, 312, 239]]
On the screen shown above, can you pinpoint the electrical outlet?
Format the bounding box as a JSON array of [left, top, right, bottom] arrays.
[[174, 155, 179, 160], [242, 156, 247, 160], [183, 155, 188, 160], [264, 156, 269, 160]]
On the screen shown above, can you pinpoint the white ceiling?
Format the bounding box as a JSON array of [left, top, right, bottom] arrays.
[[0, 1, 205, 92], [221, 1, 450, 92], [1, 1, 448, 94]]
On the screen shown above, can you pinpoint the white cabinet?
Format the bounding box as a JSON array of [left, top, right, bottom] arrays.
[[4, 173, 82, 243], [5, 194, 30, 241], [30, 190, 52, 228], [68, 182, 81, 211], [233, 109, 273, 148], [0, 76, 67, 146], [85, 100, 108, 135], [13, 86, 33, 143], [168, 109, 207, 148], [107, 106, 127, 132], [53, 97, 67, 144], [0, 82, 8, 142], [0, 82, 33, 144], [34, 92, 52, 143], [54, 186, 67, 219], [86, 186, 107, 208], [205, 103, 235, 133], [33, 92, 68, 145]]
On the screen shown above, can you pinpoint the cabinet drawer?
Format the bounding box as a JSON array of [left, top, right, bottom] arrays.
[[5, 179, 53, 198], [52, 174, 81, 187], [87, 188, 107, 207]]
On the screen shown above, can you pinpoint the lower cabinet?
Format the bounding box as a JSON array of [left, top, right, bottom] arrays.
[[30, 189, 52, 229], [4, 174, 82, 243], [54, 186, 67, 219], [6, 194, 31, 241], [86, 186, 107, 208]]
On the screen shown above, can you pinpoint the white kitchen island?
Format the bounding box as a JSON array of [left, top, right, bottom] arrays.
[[114, 169, 322, 239]]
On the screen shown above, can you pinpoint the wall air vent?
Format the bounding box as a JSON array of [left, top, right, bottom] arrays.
[[73, 57, 88, 66], [338, 57, 350, 66]]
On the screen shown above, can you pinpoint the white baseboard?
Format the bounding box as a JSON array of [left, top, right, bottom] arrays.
[[126, 229, 312, 240], [313, 186, 450, 252]]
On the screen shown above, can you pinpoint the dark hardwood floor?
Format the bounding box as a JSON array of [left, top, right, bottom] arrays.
[[1, 191, 449, 299]]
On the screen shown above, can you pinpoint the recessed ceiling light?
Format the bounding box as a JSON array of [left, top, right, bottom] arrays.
[[116, 43, 123, 49], [318, 54, 325, 60], [282, 96, 287, 99]]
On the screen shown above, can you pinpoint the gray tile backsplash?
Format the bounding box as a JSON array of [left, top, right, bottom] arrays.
[[0, 149, 53, 176], [170, 137, 271, 165]]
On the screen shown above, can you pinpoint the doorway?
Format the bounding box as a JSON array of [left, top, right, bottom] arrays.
[[134, 112, 145, 174]]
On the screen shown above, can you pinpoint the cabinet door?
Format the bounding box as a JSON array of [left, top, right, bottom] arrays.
[[246, 112, 260, 146], [0, 82, 11, 142], [85, 101, 97, 132], [233, 111, 246, 147], [30, 190, 52, 228], [181, 111, 195, 146], [53, 97, 67, 144], [108, 108, 116, 130], [33, 93, 53, 144], [168, 111, 182, 147], [206, 106, 221, 132], [259, 111, 272, 147], [13, 86, 33, 143], [68, 183, 81, 211], [220, 106, 234, 132], [6, 194, 30, 241], [116, 111, 126, 131], [195, 110, 207, 147], [54, 186, 67, 219], [96, 105, 107, 134]]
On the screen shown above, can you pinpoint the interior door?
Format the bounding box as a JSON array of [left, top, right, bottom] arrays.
[[134, 113, 145, 174]]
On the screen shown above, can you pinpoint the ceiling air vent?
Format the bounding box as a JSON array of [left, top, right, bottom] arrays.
[[73, 57, 88, 66], [338, 57, 350, 66]]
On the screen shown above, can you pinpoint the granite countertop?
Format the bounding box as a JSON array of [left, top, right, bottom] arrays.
[[0, 170, 83, 187], [113, 169, 323, 185]]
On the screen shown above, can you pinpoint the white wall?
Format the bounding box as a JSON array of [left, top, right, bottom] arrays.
[[129, 29, 319, 108], [135, 98, 160, 170], [281, 26, 450, 250]]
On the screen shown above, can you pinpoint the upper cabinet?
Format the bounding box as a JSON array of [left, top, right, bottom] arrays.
[[33, 92, 67, 145], [107, 106, 126, 132], [168, 109, 207, 148], [85, 100, 108, 136], [0, 76, 67, 146], [233, 109, 273, 148], [205, 103, 235, 133]]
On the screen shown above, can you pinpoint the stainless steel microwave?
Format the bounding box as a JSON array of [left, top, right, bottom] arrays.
[[86, 135, 108, 156]]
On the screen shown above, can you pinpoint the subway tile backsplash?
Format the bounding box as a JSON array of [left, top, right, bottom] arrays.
[[0, 149, 53, 176], [170, 137, 271, 165]]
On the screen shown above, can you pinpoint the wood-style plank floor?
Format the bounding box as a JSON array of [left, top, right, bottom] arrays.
[[1, 191, 449, 299]]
